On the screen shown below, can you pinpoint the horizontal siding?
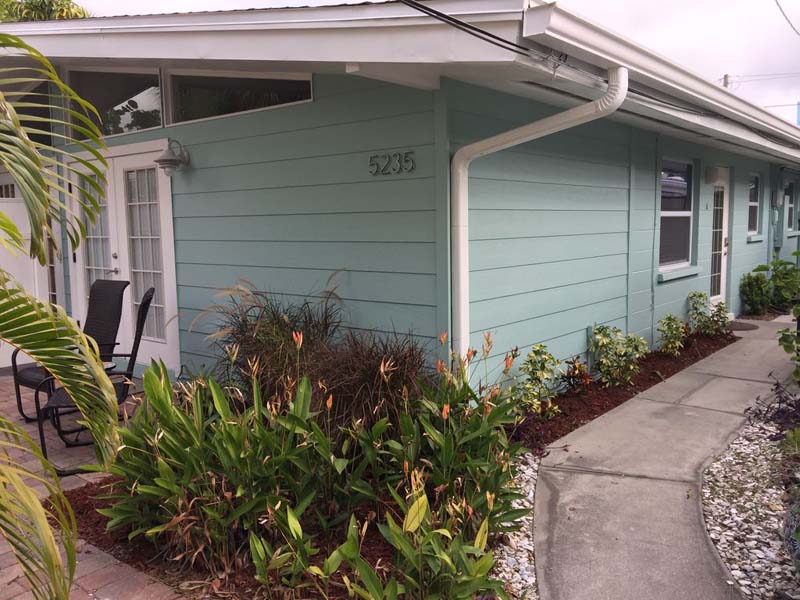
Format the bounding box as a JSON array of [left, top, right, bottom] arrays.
[[103, 74, 440, 367], [449, 80, 631, 362]]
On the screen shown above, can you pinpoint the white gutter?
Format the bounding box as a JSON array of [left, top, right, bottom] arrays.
[[450, 66, 629, 357]]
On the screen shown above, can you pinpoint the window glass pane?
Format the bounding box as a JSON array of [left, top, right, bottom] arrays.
[[125, 167, 166, 339], [748, 205, 759, 233], [661, 160, 692, 212], [659, 216, 691, 265], [172, 75, 311, 123], [749, 176, 760, 205], [70, 71, 161, 136]]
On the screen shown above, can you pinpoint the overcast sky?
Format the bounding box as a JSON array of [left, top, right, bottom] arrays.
[[80, 0, 800, 124]]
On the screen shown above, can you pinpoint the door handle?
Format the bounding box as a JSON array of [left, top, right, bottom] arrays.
[[105, 267, 119, 275]]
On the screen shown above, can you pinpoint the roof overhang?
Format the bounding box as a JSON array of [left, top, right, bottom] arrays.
[[523, 2, 800, 157], [3, 0, 799, 166]]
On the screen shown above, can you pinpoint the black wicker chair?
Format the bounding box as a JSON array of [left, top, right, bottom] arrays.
[[33, 287, 154, 474], [11, 279, 130, 422]]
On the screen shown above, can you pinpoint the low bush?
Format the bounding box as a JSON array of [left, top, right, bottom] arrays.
[[588, 325, 649, 387], [518, 344, 561, 417], [753, 251, 800, 311], [561, 356, 592, 393], [101, 363, 340, 576], [103, 345, 527, 598], [687, 291, 731, 336], [778, 307, 800, 382], [740, 272, 772, 315], [657, 314, 687, 357], [207, 283, 428, 433]]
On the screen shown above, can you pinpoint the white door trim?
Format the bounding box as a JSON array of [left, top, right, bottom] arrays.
[[66, 139, 180, 373]]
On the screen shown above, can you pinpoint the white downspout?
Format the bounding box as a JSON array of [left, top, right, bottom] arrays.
[[450, 66, 629, 357]]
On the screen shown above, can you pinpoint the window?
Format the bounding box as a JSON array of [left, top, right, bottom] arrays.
[[69, 70, 162, 136], [170, 74, 311, 124], [125, 167, 166, 340], [0, 183, 15, 198], [659, 159, 694, 267], [748, 175, 761, 234], [787, 183, 796, 231]]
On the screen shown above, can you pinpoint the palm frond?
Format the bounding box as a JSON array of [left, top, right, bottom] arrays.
[[0, 415, 76, 600], [0, 270, 120, 465], [0, 32, 105, 265]]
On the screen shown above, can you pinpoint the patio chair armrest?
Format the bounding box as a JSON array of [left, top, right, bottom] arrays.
[[10, 347, 23, 375], [34, 376, 57, 395]]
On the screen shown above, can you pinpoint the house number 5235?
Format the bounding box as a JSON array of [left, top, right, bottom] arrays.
[[368, 151, 416, 176]]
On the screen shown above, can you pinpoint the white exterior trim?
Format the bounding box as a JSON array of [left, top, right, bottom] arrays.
[[523, 3, 800, 150]]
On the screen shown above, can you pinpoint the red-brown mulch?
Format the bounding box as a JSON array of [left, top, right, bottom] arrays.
[[59, 331, 737, 597], [511, 332, 738, 455]]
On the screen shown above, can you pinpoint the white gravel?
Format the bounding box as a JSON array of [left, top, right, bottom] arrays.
[[491, 452, 540, 600], [702, 420, 800, 599]]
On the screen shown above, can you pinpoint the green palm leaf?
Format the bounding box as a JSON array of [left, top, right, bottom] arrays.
[[0, 272, 120, 463], [0, 415, 76, 600], [0, 31, 120, 599]]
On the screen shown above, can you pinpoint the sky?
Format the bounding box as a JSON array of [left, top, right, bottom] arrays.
[[80, 0, 800, 124]]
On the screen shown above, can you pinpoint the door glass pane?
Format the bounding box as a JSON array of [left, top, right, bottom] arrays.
[[710, 187, 725, 298], [125, 167, 165, 340], [79, 175, 110, 300]]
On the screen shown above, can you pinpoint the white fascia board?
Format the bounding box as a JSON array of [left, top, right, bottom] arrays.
[[2, 0, 526, 64], [523, 3, 800, 149]]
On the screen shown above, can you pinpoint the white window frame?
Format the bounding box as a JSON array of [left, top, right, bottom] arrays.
[[659, 158, 695, 272], [162, 68, 313, 127], [787, 182, 796, 231], [66, 66, 164, 139], [747, 173, 762, 234]]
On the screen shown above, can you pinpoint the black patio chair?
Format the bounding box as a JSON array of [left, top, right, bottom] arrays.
[[11, 279, 130, 422], [32, 287, 154, 474]]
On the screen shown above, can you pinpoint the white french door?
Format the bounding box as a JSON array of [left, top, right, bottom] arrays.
[[69, 140, 180, 373], [709, 168, 730, 305]]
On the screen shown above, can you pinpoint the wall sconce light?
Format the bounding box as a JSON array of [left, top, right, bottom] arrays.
[[155, 138, 190, 177]]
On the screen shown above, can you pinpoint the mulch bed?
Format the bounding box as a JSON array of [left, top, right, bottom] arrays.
[[62, 478, 393, 599], [511, 332, 738, 455], [59, 331, 737, 598]]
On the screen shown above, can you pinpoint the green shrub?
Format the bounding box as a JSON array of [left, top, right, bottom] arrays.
[[588, 325, 649, 387], [687, 291, 731, 336], [754, 251, 800, 311], [778, 307, 800, 382], [103, 347, 528, 598], [208, 283, 428, 433], [657, 314, 687, 357], [561, 356, 592, 392], [739, 272, 772, 315], [101, 363, 340, 577], [376, 488, 506, 600], [518, 344, 561, 417]]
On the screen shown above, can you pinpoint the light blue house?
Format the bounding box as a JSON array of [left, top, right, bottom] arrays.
[[5, 0, 800, 374]]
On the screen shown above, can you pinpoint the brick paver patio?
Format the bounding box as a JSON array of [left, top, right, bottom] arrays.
[[0, 374, 183, 600]]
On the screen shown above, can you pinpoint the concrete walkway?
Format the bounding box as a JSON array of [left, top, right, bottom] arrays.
[[534, 319, 795, 600]]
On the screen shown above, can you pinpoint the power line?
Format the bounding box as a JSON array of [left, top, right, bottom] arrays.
[[396, 0, 538, 58], [774, 0, 800, 38], [765, 102, 800, 108]]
